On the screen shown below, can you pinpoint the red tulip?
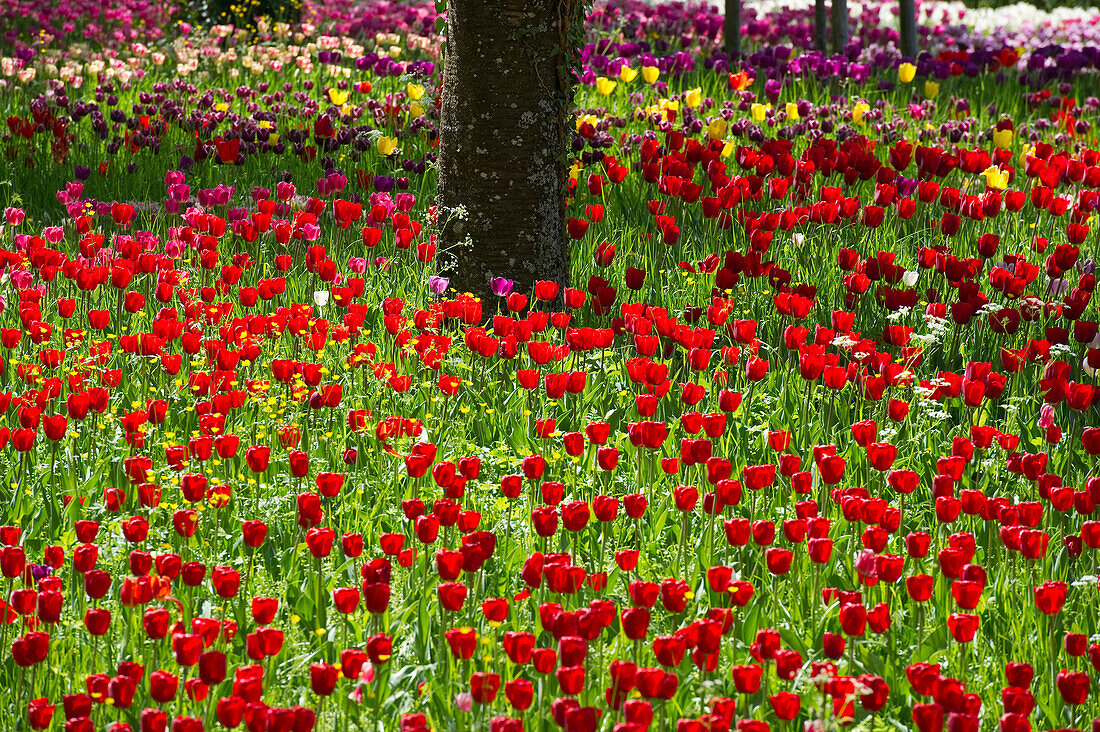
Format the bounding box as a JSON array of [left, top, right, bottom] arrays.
[[306, 527, 335, 558], [27, 697, 55, 730], [149, 671, 179, 703], [296, 492, 323, 528], [245, 445, 271, 472], [445, 627, 476, 659], [310, 663, 339, 696], [332, 587, 360, 614], [471, 672, 502, 703], [211, 566, 240, 598], [504, 679, 534, 710], [770, 692, 800, 720], [765, 547, 792, 575], [438, 582, 467, 612], [1056, 670, 1089, 705], [730, 664, 762, 694], [1034, 580, 1067, 614], [173, 634, 203, 666], [198, 650, 226, 685], [947, 613, 980, 643], [289, 450, 309, 478]]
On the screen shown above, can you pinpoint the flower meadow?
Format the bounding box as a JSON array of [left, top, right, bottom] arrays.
[[3, 0, 1100, 731]]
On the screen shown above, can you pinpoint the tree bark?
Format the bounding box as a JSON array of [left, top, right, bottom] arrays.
[[814, 0, 828, 52], [437, 0, 574, 305], [899, 0, 918, 59], [723, 0, 741, 58], [831, 0, 849, 52], [827, 0, 844, 50]]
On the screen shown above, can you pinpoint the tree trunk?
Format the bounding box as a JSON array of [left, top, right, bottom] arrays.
[[831, 0, 849, 52], [723, 0, 741, 58], [437, 0, 574, 305], [899, 0, 918, 59], [814, 0, 828, 52]]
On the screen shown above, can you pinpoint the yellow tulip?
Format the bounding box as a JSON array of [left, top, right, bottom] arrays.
[[1019, 143, 1035, 168], [751, 103, 767, 122], [992, 128, 1012, 149], [268, 133, 280, 145], [707, 118, 728, 141], [721, 140, 736, 158], [684, 88, 702, 108], [376, 136, 398, 155], [983, 165, 1008, 190], [852, 102, 869, 124], [575, 113, 598, 131], [214, 102, 229, 113], [409, 101, 424, 118], [785, 103, 799, 120], [924, 80, 940, 97], [642, 65, 659, 83], [898, 63, 916, 83], [328, 89, 348, 106], [595, 77, 617, 96], [619, 65, 638, 82], [407, 83, 425, 100]]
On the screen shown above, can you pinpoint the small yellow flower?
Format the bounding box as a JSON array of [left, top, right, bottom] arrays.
[[409, 101, 424, 118], [785, 102, 799, 120], [706, 118, 727, 141], [992, 128, 1012, 149], [684, 88, 702, 108], [641, 65, 659, 83], [750, 103, 767, 122], [924, 80, 940, 97], [214, 102, 229, 112], [328, 88, 348, 105], [618, 65, 637, 82], [595, 77, 617, 95], [898, 62, 917, 83], [407, 83, 425, 100]]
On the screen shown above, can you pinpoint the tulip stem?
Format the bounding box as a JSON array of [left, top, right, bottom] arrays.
[[810, 562, 819, 633], [503, 500, 513, 571], [0, 578, 10, 658], [49, 442, 58, 529], [675, 511, 689, 580], [317, 554, 326, 649], [599, 521, 608, 573], [800, 378, 813, 447], [15, 668, 25, 719]]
